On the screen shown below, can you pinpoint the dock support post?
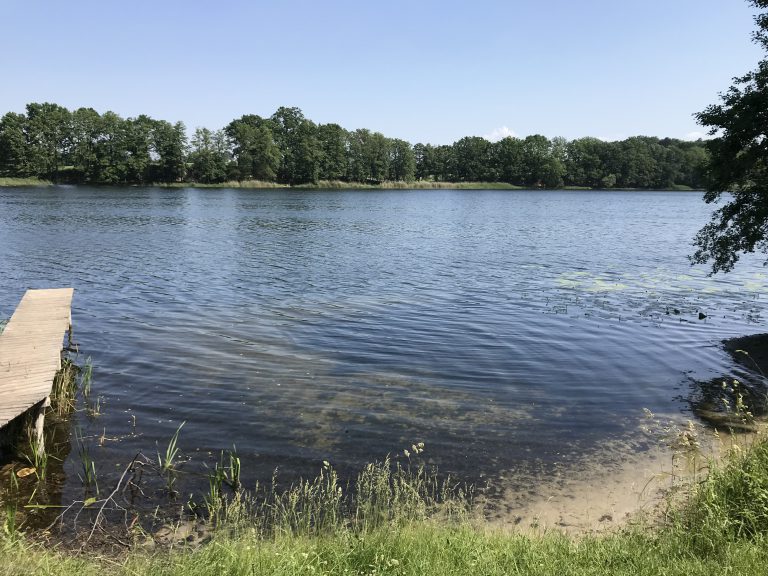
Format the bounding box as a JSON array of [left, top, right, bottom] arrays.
[[67, 312, 73, 350], [33, 396, 51, 454]]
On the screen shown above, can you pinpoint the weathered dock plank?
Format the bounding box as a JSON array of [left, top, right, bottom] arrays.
[[0, 288, 74, 430]]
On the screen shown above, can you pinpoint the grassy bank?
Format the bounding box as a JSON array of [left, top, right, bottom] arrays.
[[2, 522, 768, 576], [160, 181, 696, 191], [157, 180, 524, 190], [3, 433, 768, 575], [0, 177, 52, 187], [293, 180, 524, 190], [0, 178, 702, 191]]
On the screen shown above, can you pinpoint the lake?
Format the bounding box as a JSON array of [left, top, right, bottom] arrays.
[[0, 187, 765, 502]]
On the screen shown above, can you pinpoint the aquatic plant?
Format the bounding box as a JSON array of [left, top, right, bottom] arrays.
[[80, 357, 93, 399], [23, 433, 48, 483], [50, 357, 79, 416], [75, 429, 98, 494], [2, 474, 19, 539], [157, 422, 185, 475]]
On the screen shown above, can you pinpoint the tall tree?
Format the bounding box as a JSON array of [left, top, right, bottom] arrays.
[[388, 138, 415, 181], [413, 143, 435, 180], [93, 111, 130, 184], [692, 0, 768, 272], [226, 115, 280, 181], [189, 127, 230, 183], [493, 136, 524, 185], [270, 106, 321, 184], [70, 107, 102, 182], [348, 129, 390, 182], [452, 136, 494, 182], [317, 123, 349, 181], [151, 120, 187, 182], [678, 142, 709, 189], [521, 135, 564, 187], [565, 137, 608, 188], [0, 112, 28, 177], [24, 102, 71, 180], [123, 115, 154, 184], [432, 145, 456, 181]]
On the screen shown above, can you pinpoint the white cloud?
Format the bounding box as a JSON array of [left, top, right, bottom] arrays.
[[683, 131, 711, 141], [483, 126, 517, 142], [595, 134, 626, 142]]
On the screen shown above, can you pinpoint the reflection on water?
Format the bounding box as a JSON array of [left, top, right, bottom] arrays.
[[0, 187, 765, 502]]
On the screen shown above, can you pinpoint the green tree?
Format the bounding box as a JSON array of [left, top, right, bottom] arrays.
[[492, 137, 524, 185], [413, 143, 435, 180], [151, 120, 187, 182], [565, 137, 609, 188], [692, 0, 768, 272], [0, 112, 28, 177], [249, 125, 281, 181], [70, 107, 102, 182], [123, 115, 154, 183], [612, 137, 661, 188], [189, 127, 230, 183], [291, 121, 321, 184], [226, 115, 280, 181], [432, 145, 456, 181], [679, 142, 709, 189], [452, 136, 494, 182], [348, 129, 390, 182], [92, 111, 130, 184], [317, 123, 349, 181], [270, 106, 320, 184], [521, 135, 564, 187], [388, 138, 415, 181], [24, 102, 72, 180]]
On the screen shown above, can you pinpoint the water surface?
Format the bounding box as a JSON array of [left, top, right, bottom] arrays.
[[0, 187, 765, 497]]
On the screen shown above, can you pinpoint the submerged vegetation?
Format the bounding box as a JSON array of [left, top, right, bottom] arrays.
[[1, 341, 768, 574], [1, 343, 767, 575], [0, 102, 707, 190]]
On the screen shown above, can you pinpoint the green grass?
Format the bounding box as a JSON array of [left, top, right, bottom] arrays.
[[159, 180, 290, 189], [0, 178, 701, 191], [294, 180, 524, 190], [4, 436, 768, 575], [143, 181, 705, 191], [2, 518, 768, 576], [668, 184, 696, 191], [675, 439, 768, 548], [0, 177, 52, 187]]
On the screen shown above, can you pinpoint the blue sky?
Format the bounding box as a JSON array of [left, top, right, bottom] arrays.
[[1, 0, 763, 144]]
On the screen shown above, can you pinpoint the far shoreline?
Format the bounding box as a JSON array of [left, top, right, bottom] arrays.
[[0, 177, 702, 192]]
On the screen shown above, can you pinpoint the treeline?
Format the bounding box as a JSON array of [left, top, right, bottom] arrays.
[[0, 102, 708, 189]]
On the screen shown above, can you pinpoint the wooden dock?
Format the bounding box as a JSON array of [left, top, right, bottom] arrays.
[[0, 288, 74, 448]]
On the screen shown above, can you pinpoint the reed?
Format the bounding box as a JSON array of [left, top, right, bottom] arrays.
[[75, 428, 98, 494], [80, 357, 93, 399], [50, 358, 79, 416], [23, 431, 48, 482], [2, 474, 19, 540], [157, 422, 185, 475]]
